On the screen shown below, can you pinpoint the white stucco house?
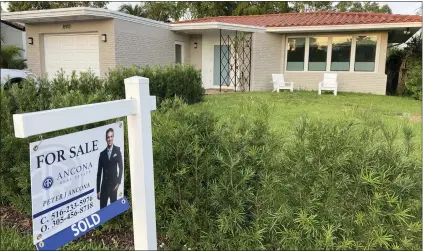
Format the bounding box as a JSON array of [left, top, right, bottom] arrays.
[[1, 7, 421, 94], [1, 20, 27, 58]]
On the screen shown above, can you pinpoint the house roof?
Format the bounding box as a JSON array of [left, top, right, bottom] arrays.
[[0, 20, 25, 31], [172, 11, 422, 28]]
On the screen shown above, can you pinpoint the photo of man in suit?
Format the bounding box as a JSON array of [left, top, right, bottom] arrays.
[[97, 128, 123, 209]]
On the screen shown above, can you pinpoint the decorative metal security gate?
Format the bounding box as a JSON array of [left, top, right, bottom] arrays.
[[219, 30, 252, 92]]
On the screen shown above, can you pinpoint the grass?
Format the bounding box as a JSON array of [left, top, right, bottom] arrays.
[[1, 91, 421, 250], [194, 91, 422, 157], [199, 91, 421, 126], [0, 226, 119, 250]]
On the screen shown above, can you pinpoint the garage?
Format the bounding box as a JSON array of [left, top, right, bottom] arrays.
[[44, 33, 100, 79]]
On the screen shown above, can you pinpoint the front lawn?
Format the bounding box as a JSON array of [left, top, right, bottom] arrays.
[[1, 90, 421, 250], [193, 91, 422, 157]]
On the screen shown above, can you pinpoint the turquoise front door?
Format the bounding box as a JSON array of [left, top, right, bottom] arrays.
[[213, 45, 229, 87]]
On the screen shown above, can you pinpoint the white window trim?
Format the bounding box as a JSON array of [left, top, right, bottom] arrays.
[[304, 37, 310, 71], [285, 33, 380, 73], [175, 41, 184, 64], [326, 37, 332, 72], [349, 36, 357, 72]]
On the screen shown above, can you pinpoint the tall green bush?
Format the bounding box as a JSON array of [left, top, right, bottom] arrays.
[[0, 72, 115, 212], [402, 58, 422, 100], [0, 70, 421, 250], [0, 45, 26, 69], [105, 64, 205, 104], [149, 102, 421, 250], [0, 63, 204, 211]]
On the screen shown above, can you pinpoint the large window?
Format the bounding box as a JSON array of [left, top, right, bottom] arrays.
[[308, 37, 328, 71], [285, 34, 378, 72], [286, 38, 305, 71], [355, 35, 377, 72], [330, 36, 352, 71]]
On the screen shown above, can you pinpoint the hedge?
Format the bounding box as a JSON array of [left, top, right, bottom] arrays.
[[0, 69, 421, 250]]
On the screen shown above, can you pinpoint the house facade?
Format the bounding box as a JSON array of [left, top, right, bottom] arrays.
[[1, 7, 421, 95]]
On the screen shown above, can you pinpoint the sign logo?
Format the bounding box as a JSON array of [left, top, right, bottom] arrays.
[[42, 177, 54, 190]]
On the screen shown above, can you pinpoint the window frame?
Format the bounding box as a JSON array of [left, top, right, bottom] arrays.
[[284, 33, 380, 73], [353, 34, 379, 72], [174, 41, 184, 64], [307, 36, 330, 72], [330, 35, 353, 72], [285, 37, 307, 71]]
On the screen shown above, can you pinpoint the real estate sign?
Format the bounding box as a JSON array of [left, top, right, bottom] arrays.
[[30, 122, 129, 250]]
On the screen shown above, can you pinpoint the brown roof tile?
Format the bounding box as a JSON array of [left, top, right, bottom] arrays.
[[172, 12, 422, 27]]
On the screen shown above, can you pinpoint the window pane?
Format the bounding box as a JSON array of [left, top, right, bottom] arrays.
[[287, 38, 305, 71], [309, 37, 328, 71], [175, 44, 182, 64], [355, 35, 377, 72], [331, 36, 352, 71]]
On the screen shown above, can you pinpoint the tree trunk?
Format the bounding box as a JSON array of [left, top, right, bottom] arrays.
[[396, 57, 408, 94]]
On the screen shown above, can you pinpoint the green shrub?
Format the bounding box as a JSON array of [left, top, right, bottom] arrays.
[[105, 64, 205, 104], [149, 102, 421, 250], [402, 58, 422, 100], [0, 72, 115, 212], [0, 71, 421, 250], [0, 45, 26, 69]]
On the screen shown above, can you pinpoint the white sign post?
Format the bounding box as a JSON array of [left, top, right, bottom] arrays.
[[13, 76, 157, 250]]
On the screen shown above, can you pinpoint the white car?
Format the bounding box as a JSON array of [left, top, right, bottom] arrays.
[[1, 68, 37, 88]]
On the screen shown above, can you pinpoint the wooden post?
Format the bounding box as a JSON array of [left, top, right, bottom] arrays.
[[124, 76, 157, 250]]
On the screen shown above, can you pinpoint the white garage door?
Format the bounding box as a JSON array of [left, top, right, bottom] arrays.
[[44, 33, 100, 79]]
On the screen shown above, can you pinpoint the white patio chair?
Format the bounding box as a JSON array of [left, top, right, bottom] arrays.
[[318, 73, 338, 96], [270, 74, 294, 92]]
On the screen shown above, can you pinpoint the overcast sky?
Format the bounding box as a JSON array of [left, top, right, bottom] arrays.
[[1, 1, 422, 15]]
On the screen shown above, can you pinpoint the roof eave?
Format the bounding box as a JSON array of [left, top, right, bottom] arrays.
[[170, 22, 266, 33], [266, 22, 422, 33], [0, 20, 25, 31], [1, 7, 170, 29]]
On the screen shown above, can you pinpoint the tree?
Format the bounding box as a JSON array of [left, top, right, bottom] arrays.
[[290, 1, 333, 12], [187, 2, 238, 19], [0, 5, 3, 43], [143, 2, 188, 22], [404, 34, 422, 58], [8, 1, 108, 12], [0, 45, 27, 69], [416, 6, 422, 15], [232, 2, 290, 16], [119, 4, 146, 17], [119, 2, 188, 22], [334, 1, 392, 13]]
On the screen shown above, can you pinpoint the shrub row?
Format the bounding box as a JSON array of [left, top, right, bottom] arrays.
[[149, 100, 422, 250], [1, 72, 421, 249], [402, 58, 422, 100], [104, 64, 204, 104], [0, 63, 204, 211]]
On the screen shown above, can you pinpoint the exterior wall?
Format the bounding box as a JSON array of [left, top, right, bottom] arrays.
[[250, 32, 284, 91], [250, 31, 389, 94], [378, 32, 388, 73], [201, 30, 220, 89], [25, 19, 115, 77], [283, 72, 387, 94], [1, 22, 26, 58], [114, 19, 190, 68], [189, 34, 202, 70]]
